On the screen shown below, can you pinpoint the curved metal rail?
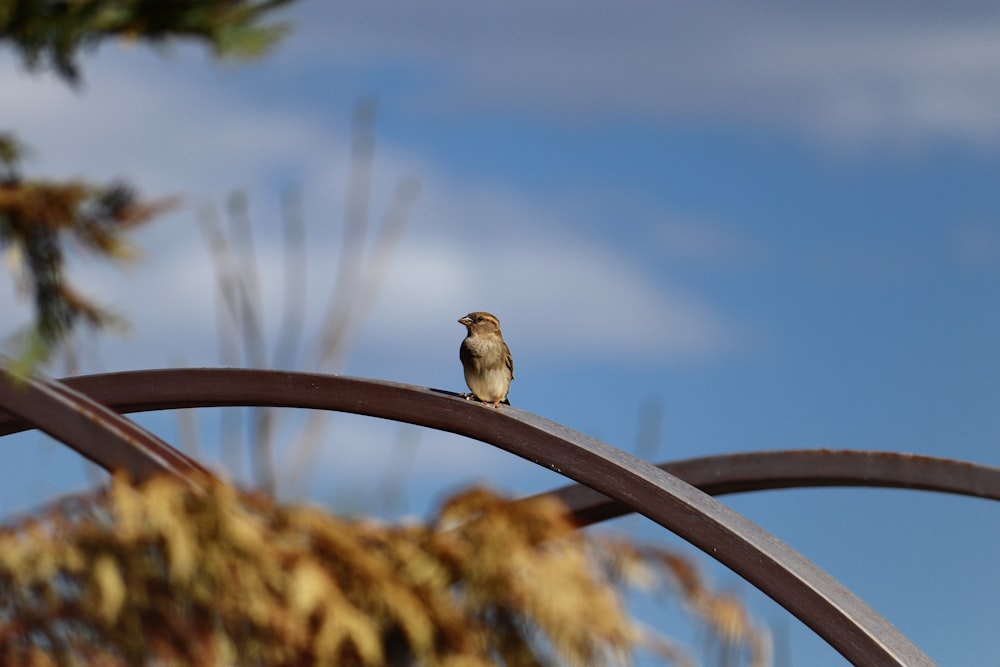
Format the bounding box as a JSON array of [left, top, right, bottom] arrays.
[[542, 449, 1000, 526], [0, 368, 212, 484], [0, 368, 935, 666]]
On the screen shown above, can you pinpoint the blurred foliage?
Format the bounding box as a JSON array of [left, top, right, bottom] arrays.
[[0, 133, 174, 372], [0, 0, 297, 370], [0, 0, 295, 83], [0, 475, 767, 666]]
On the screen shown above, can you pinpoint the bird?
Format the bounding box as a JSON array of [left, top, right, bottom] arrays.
[[458, 311, 514, 408]]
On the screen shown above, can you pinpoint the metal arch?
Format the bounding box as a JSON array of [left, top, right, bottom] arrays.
[[1, 371, 995, 505], [0, 369, 933, 665], [0, 368, 212, 484], [2, 371, 995, 507], [542, 449, 1000, 526]]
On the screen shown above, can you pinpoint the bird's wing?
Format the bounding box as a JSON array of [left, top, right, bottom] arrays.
[[460, 340, 474, 364]]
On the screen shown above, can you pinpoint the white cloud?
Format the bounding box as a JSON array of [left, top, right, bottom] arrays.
[[0, 47, 735, 373], [283, 1, 1000, 144], [54, 174, 733, 372], [361, 235, 729, 364], [349, 173, 734, 368], [0, 50, 336, 194]]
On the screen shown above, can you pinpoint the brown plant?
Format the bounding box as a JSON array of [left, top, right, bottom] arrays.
[[0, 477, 607, 665], [0, 475, 768, 666]]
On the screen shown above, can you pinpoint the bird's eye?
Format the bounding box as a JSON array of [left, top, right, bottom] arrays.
[[475, 316, 484, 323]]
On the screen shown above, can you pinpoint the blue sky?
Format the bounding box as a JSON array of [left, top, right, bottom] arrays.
[[3, 1, 1000, 664]]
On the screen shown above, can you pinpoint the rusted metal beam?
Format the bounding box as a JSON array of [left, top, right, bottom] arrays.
[[0, 369, 935, 666], [0, 368, 212, 484], [2, 372, 994, 506], [542, 449, 1000, 526]]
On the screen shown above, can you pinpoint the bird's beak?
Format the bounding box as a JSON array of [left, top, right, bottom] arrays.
[[458, 317, 472, 326]]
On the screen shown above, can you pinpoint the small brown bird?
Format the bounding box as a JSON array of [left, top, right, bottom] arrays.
[[458, 311, 514, 408]]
